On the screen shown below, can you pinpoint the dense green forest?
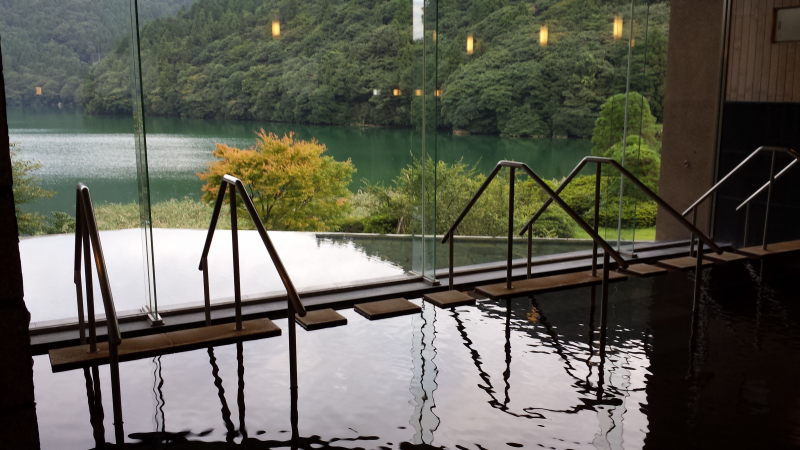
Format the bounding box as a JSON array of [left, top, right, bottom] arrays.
[[80, 0, 669, 138], [0, 0, 195, 109]]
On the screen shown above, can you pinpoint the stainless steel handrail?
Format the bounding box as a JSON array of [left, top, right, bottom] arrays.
[[73, 183, 124, 444], [681, 146, 799, 217], [441, 160, 627, 293], [681, 146, 799, 251], [516, 156, 722, 308], [735, 158, 798, 211], [519, 156, 722, 255], [198, 174, 307, 325], [197, 174, 307, 408]]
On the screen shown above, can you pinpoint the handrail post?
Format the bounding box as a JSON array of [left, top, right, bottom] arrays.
[[601, 251, 610, 318], [74, 195, 86, 345], [448, 234, 454, 290], [202, 259, 211, 326], [110, 343, 123, 444], [743, 203, 751, 246], [690, 209, 697, 256], [288, 294, 299, 412], [762, 152, 776, 250], [82, 206, 97, 353], [694, 239, 704, 301], [507, 167, 516, 290], [592, 163, 601, 277], [526, 228, 532, 279], [230, 187, 243, 331]]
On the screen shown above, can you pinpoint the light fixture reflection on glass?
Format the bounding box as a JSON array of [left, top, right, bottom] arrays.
[[393, 88, 401, 97], [539, 24, 549, 47], [613, 15, 623, 40], [432, 30, 437, 41], [272, 20, 281, 38], [434, 89, 442, 97], [415, 89, 423, 96], [466, 34, 474, 55]]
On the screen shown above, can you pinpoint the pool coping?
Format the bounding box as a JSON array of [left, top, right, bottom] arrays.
[[30, 239, 700, 354]]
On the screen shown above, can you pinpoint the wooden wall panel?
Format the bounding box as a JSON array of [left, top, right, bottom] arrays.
[[727, 0, 800, 102]]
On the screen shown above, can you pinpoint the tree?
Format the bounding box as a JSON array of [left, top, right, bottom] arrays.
[[604, 134, 661, 194], [591, 92, 659, 155], [10, 145, 54, 235], [356, 156, 576, 238], [197, 130, 355, 231]]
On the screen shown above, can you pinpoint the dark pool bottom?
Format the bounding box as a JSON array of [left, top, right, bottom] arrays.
[[32, 256, 800, 449]]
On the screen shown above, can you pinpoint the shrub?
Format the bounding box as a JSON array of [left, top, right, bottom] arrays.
[[591, 92, 659, 155]]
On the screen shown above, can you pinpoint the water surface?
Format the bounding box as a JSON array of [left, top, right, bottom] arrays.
[[8, 110, 591, 214], [31, 259, 800, 448]]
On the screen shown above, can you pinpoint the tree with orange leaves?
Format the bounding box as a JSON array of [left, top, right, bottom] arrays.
[[198, 130, 355, 231]]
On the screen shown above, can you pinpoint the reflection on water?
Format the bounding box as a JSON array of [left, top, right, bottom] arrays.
[[32, 257, 800, 448], [410, 304, 441, 445], [320, 233, 592, 271]]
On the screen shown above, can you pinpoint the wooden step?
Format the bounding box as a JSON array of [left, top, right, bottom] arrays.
[[621, 263, 669, 277], [423, 290, 476, 308], [704, 251, 750, 263], [50, 318, 280, 372], [738, 239, 800, 258], [475, 270, 627, 299], [655, 256, 715, 270], [295, 308, 347, 331], [354, 298, 421, 320]]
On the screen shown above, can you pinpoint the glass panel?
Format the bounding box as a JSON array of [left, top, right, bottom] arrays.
[[419, 0, 438, 280], [130, 0, 424, 311], [130, 0, 158, 320], [603, 0, 669, 254], [431, 0, 672, 271], [3, 0, 151, 325]]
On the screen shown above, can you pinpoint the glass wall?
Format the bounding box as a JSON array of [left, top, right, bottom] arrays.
[[429, 0, 670, 267], [3, 0, 670, 326], [2, 0, 154, 324]]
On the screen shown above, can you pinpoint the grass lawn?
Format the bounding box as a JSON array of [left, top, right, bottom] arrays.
[[575, 226, 656, 242]]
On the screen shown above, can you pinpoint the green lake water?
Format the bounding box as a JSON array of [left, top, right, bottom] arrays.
[[8, 110, 591, 214]]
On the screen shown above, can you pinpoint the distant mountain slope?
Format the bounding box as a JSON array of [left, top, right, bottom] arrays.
[[80, 0, 669, 138], [0, 0, 195, 108]]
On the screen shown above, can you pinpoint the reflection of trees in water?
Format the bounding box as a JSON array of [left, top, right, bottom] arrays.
[[316, 234, 590, 272]]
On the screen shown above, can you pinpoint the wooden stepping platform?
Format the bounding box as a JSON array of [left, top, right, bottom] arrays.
[[355, 298, 421, 320], [704, 251, 750, 263], [738, 240, 800, 258], [475, 270, 627, 299], [295, 308, 347, 331], [50, 319, 280, 372], [621, 263, 669, 277], [423, 290, 476, 308], [655, 256, 715, 270]]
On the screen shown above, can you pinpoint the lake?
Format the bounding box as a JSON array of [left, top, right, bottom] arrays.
[[8, 110, 591, 214]]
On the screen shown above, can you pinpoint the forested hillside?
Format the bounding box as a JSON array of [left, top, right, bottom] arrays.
[[80, 0, 669, 138], [0, 0, 195, 108]]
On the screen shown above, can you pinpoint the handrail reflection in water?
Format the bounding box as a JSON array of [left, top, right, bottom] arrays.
[[448, 288, 628, 422]]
